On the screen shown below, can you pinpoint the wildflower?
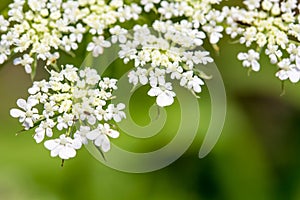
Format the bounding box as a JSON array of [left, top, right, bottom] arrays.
[[148, 81, 176, 107], [44, 135, 82, 160], [237, 49, 260, 72]]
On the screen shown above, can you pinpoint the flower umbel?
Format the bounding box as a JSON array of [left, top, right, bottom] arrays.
[[10, 65, 126, 162]]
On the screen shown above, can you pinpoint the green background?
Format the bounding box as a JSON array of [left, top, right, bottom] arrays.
[[1, 1, 300, 200]]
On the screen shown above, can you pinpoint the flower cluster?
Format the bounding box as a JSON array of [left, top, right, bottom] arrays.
[[10, 65, 126, 160], [0, 0, 141, 77], [119, 20, 213, 107], [223, 0, 300, 82], [5, 0, 300, 163]]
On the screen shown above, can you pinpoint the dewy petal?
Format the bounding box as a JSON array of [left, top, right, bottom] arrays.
[[10, 109, 24, 118], [157, 92, 174, 107]]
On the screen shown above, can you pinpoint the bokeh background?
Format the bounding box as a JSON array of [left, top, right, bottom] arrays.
[[1, 1, 300, 200]]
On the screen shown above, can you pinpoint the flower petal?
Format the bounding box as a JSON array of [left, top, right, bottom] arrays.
[[157, 92, 174, 107], [59, 146, 76, 159], [86, 129, 100, 140], [10, 109, 24, 118], [44, 140, 59, 150]]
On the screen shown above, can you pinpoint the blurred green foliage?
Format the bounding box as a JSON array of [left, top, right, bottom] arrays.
[[1, 1, 300, 200]]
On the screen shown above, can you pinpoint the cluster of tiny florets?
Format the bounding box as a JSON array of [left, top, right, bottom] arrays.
[[4, 0, 300, 163], [0, 0, 141, 76], [119, 20, 213, 107], [10, 65, 126, 160], [222, 0, 300, 82]]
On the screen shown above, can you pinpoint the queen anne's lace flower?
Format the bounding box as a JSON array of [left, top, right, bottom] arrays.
[[5, 0, 300, 165], [10, 65, 126, 161], [86, 123, 120, 152], [44, 135, 82, 160], [223, 0, 300, 83], [238, 49, 260, 72], [120, 20, 212, 107], [148, 81, 176, 107], [0, 0, 141, 76]]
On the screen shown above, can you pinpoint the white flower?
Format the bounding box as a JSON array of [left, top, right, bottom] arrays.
[[74, 126, 91, 145], [148, 81, 176, 107], [202, 24, 223, 44], [265, 44, 282, 64], [57, 113, 74, 130], [84, 68, 101, 85], [276, 58, 300, 83], [141, 0, 160, 12], [78, 102, 97, 125], [44, 135, 82, 160], [61, 36, 78, 52], [34, 119, 55, 143], [106, 103, 126, 122], [87, 36, 111, 57], [109, 25, 128, 44], [180, 71, 205, 93], [193, 51, 214, 65], [0, 15, 9, 32], [28, 80, 50, 95], [239, 27, 257, 47], [158, 1, 174, 19], [10, 98, 39, 130], [226, 23, 244, 38], [13, 54, 34, 74], [69, 23, 86, 43], [0, 43, 10, 64], [287, 44, 300, 62], [237, 49, 260, 72], [86, 123, 120, 152], [149, 68, 166, 87], [128, 67, 148, 85], [99, 77, 118, 90], [243, 0, 261, 10]]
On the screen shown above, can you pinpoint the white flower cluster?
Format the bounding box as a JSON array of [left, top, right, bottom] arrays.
[[0, 0, 141, 76], [223, 0, 300, 82], [119, 20, 213, 107], [10, 64, 125, 160], [157, 0, 225, 45]]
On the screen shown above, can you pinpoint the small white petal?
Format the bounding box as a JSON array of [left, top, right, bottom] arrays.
[[10, 109, 24, 118], [16, 99, 27, 110], [157, 93, 174, 107], [59, 147, 76, 159], [108, 130, 119, 138], [252, 60, 260, 71], [44, 140, 59, 150], [86, 129, 100, 140], [101, 136, 111, 152], [288, 71, 300, 83]]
